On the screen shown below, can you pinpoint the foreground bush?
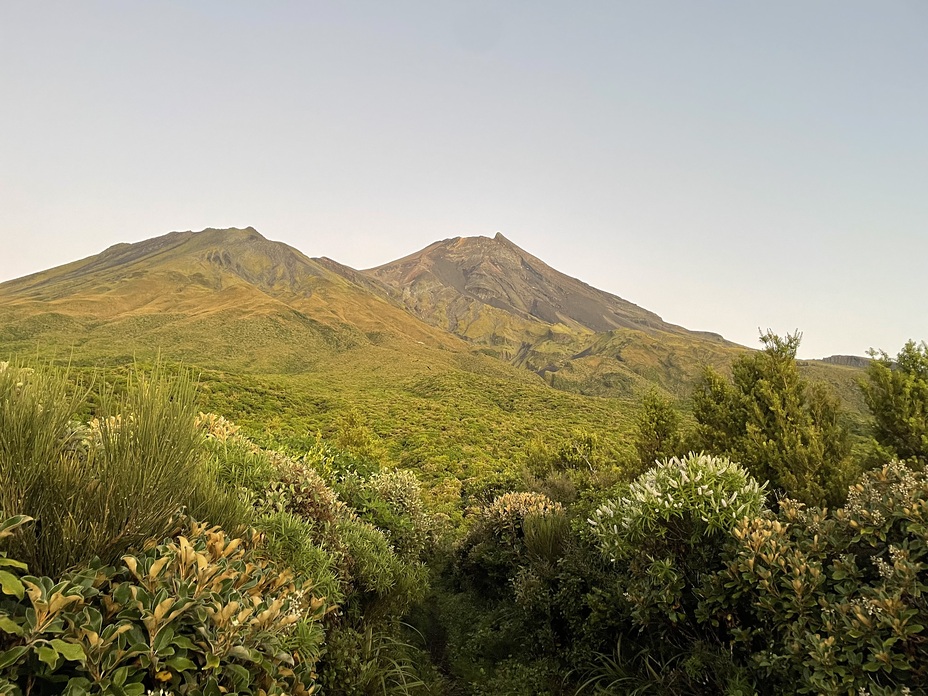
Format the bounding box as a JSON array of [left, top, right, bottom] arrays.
[[456, 492, 565, 597], [199, 421, 439, 694], [0, 363, 248, 577], [0, 517, 327, 695], [706, 461, 928, 695], [586, 453, 766, 692]]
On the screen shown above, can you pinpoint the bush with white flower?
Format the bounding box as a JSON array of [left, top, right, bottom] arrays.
[[589, 453, 766, 564]]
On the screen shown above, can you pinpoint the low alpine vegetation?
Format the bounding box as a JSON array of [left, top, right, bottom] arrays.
[[2, 334, 927, 694]]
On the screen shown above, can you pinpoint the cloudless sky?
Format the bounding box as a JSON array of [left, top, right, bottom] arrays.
[[1, 1, 925, 358]]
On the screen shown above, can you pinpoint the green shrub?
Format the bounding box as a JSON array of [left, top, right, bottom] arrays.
[[317, 625, 429, 696], [590, 454, 766, 564], [632, 390, 685, 476], [586, 454, 766, 692], [706, 461, 928, 694], [457, 492, 565, 596], [691, 331, 854, 507], [862, 340, 928, 466], [0, 517, 327, 695]]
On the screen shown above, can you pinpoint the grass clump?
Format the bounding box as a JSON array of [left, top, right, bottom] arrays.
[[0, 361, 249, 576]]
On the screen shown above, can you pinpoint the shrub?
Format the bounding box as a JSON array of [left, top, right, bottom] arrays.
[[691, 331, 854, 507], [862, 340, 928, 466], [317, 625, 429, 696], [0, 517, 328, 695], [590, 454, 766, 564], [0, 364, 248, 577], [632, 390, 684, 476], [587, 454, 766, 692], [706, 461, 928, 694], [457, 492, 565, 596]]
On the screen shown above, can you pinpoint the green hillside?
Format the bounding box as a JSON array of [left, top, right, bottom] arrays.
[[3, 226, 923, 696]]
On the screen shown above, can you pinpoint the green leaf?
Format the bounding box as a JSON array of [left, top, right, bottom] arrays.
[[0, 570, 24, 600], [172, 634, 196, 650], [153, 626, 177, 656], [0, 515, 32, 539], [0, 615, 23, 636], [227, 645, 256, 661], [63, 676, 92, 696], [223, 662, 252, 689], [202, 677, 223, 696], [165, 656, 197, 672], [0, 645, 28, 669], [49, 639, 85, 663], [112, 665, 130, 687], [0, 557, 28, 571], [37, 645, 59, 669]]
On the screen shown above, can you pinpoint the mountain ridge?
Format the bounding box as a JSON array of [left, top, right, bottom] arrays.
[[0, 227, 866, 407], [364, 232, 686, 336]]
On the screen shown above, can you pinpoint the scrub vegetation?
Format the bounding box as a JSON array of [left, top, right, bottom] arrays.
[[1, 333, 927, 695]]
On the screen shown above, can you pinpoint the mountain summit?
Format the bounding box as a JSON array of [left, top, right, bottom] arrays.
[[357, 233, 740, 395], [366, 233, 677, 337]]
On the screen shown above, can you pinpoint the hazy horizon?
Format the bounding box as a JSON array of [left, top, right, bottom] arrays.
[[2, 2, 925, 359]]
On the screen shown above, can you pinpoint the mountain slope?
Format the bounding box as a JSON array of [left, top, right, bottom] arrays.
[[361, 233, 743, 396], [0, 226, 655, 480], [366, 233, 685, 336], [0, 226, 867, 413], [0, 227, 462, 370]]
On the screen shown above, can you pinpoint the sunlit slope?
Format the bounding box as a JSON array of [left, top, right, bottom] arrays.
[[0, 227, 462, 370], [196, 346, 641, 488], [362, 233, 745, 396], [0, 226, 868, 428]]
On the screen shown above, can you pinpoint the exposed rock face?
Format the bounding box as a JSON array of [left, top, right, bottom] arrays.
[[820, 355, 872, 369]]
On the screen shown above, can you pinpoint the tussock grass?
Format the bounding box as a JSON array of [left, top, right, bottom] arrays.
[[0, 360, 248, 575]]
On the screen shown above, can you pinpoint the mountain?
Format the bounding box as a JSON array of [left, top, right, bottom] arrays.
[[0, 227, 663, 476], [366, 232, 680, 336], [0, 226, 867, 417], [362, 233, 744, 396], [0, 227, 461, 371]]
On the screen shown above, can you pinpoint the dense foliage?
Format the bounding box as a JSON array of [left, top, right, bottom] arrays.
[[691, 331, 854, 507], [2, 332, 928, 694], [862, 340, 928, 466]]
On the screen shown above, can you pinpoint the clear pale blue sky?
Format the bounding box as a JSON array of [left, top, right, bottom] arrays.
[[1, 1, 925, 358]]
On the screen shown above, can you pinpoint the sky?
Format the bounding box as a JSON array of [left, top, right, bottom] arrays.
[[1, 1, 926, 359]]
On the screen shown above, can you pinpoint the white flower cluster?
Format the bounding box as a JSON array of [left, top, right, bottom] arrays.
[[589, 453, 766, 561]]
